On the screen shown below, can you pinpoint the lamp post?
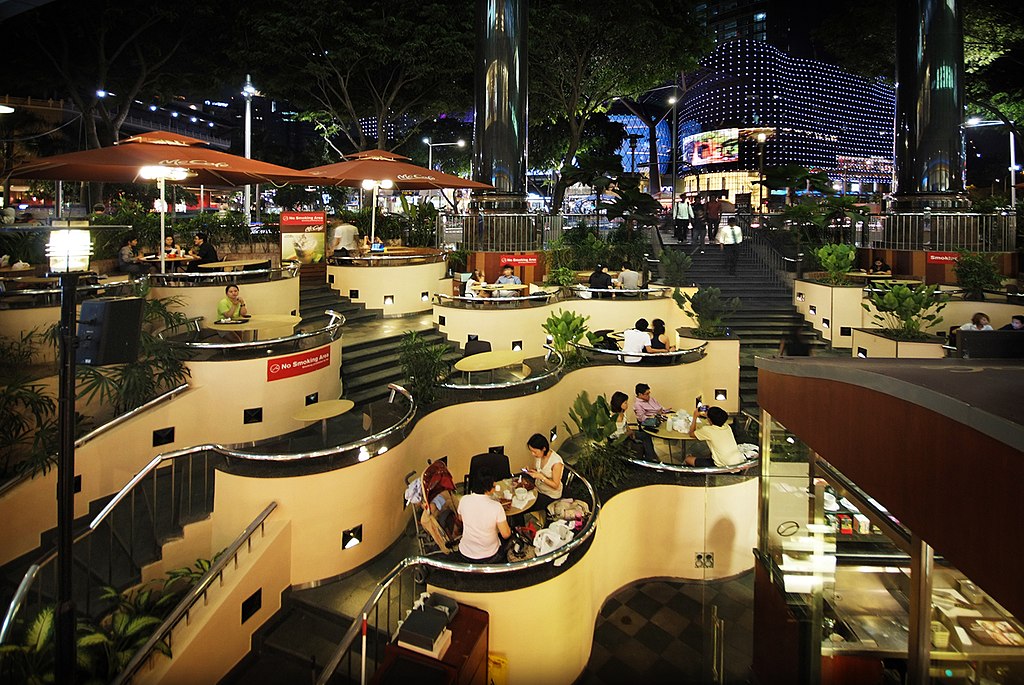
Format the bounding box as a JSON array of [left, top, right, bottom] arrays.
[[46, 228, 92, 685], [242, 75, 257, 226], [965, 117, 1019, 207], [361, 178, 394, 245], [140, 166, 191, 273], [669, 96, 678, 210], [757, 132, 767, 225], [422, 137, 466, 171]]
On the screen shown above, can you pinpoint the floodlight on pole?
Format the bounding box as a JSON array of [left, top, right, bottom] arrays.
[[46, 227, 92, 685], [0, 104, 14, 114], [140, 166, 192, 273], [362, 178, 394, 245], [423, 138, 467, 171], [964, 118, 1019, 206], [242, 74, 257, 226]]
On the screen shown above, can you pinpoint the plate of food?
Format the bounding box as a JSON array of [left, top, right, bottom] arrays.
[[215, 318, 245, 325]]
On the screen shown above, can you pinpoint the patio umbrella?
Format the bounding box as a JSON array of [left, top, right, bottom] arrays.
[[299, 150, 492, 244], [10, 131, 308, 272]]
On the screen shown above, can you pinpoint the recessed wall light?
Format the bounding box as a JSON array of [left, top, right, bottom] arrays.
[[342, 525, 363, 550]]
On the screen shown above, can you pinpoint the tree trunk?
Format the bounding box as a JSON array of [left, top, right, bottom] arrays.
[[551, 125, 583, 215]]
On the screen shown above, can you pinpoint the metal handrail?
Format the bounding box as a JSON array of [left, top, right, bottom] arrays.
[[327, 251, 445, 266], [316, 464, 598, 685], [147, 264, 298, 285], [0, 277, 134, 297], [569, 340, 709, 362], [160, 310, 346, 351], [433, 292, 555, 305], [440, 345, 564, 390], [113, 502, 278, 685], [0, 384, 414, 645], [625, 456, 760, 475], [0, 383, 191, 500], [569, 285, 673, 297]]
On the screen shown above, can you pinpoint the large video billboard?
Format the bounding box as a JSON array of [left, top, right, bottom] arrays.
[[681, 128, 740, 166]]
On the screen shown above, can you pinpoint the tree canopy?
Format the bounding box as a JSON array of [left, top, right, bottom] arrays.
[[529, 0, 710, 213], [242, 0, 473, 154]]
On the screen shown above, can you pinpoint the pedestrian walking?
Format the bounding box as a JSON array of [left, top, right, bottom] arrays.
[[706, 196, 723, 243], [673, 198, 693, 241], [716, 216, 743, 275]]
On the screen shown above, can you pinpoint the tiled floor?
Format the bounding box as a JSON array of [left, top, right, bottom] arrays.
[[579, 573, 754, 685]]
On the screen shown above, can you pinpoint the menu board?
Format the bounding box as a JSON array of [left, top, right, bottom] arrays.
[[958, 617, 1024, 647], [280, 211, 326, 272]]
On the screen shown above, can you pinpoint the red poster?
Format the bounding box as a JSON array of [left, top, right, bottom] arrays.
[[927, 252, 958, 264], [281, 211, 326, 267], [267, 347, 331, 382], [499, 253, 539, 266]]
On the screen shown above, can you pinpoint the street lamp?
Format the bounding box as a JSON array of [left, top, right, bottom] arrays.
[[361, 178, 394, 245], [965, 117, 1019, 207], [140, 166, 192, 273], [242, 75, 258, 226], [422, 137, 466, 171], [46, 228, 92, 685], [668, 96, 678, 210]]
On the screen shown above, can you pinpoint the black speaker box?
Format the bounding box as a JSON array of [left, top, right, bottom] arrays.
[[76, 297, 145, 366]]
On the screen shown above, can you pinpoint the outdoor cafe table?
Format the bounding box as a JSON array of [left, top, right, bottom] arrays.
[[492, 476, 538, 517], [470, 283, 529, 295], [198, 259, 270, 272], [644, 415, 693, 464], [206, 314, 301, 341], [453, 350, 525, 384], [291, 399, 355, 445]]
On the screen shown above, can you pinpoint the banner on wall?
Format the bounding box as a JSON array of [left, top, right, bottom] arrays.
[[281, 211, 326, 269], [926, 252, 958, 264], [498, 254, 539, 266], [267, 347, 331, 382]]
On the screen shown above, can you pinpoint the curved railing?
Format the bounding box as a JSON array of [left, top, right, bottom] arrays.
[[315, 464, 599, 685], [625, 454, 761, 474], [112, 502, 278, 685], [567, 285, 673, 299], [439, 345, 564, 399], [147, 263, 298, 286], [433, 292, 558, 308], [0, 383, 192, 500], [326, 249, 446, 266], [0, 384, 415, 646], [0, 276, 135, 308], [569, 340, 709, 364], [157, 310, 345, 359]]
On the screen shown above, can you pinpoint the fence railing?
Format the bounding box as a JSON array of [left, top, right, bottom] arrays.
[[158, 310, 345, 359], [436, 213, 565, 251], [147, 264, 298, 287], [873, 211, 1017, 251]]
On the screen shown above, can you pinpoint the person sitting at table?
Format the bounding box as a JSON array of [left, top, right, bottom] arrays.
[[650, 318, 676, 352], [684, 405, 745, 468], [524, 433, 564, 511], [617, 262, 641, 294], [610, 391, 659, 461], [464, 269, 486, 298], [999, 315, 1024, 331], [164, 234, 182, 255], [456, 469, 511, 563], [189, 232, 219, 267], [588, 263, 614, 298], [634, 382, 673, 428], [494, 263, 522, 297], [622, 318, 660, 363], [868, 257, 892, 275], [117, 234, 151, 275], [960, 312, 993, 331], [216, 284, 249, 342]]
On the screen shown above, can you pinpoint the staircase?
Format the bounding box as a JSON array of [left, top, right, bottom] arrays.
[[342, 329, 462, 407], [669, 236, 821, 414], [299, 282, 379, 331]]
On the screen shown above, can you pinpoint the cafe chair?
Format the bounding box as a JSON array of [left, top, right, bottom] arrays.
[[463, 339, 491, 358], [464, 451, 512, 493]]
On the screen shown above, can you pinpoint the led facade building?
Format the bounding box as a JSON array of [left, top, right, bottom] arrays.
[[676, 40, 896, 202]]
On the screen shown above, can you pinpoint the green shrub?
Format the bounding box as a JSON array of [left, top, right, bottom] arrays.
[[673, 286, 740, 338], [863, 282, 949, 340], [571, 439, 630, 489], [815, 243, 856, 285], [399, 331, 451, 405], [657, 249, 692, 287], [546, 266, 577, 287], [954, 251, 1003, 300], [565, 391, 619, 444], [541, 309, 590, 364]]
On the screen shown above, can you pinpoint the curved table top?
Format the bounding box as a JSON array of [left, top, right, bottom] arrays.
[[471, 283, 529, 291], [291, 399, 355, 422], [206, 314, 301, 333], [454, 350, 526, 373], [198, 259, 271, 270]]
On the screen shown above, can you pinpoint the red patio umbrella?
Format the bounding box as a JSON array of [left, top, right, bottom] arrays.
[[9, 130, 308, 186], [299, 150, 491, 191]]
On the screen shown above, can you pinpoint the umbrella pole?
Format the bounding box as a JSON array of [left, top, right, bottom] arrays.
[[370, 185, 378, 245], [159, 178, 166, 274]]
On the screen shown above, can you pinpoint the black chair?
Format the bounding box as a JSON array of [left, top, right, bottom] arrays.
[[464, 451, 512, 492], [463, 339, 492, 358]]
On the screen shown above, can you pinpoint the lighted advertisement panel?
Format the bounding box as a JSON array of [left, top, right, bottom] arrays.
[[682, 128, 740, 166]]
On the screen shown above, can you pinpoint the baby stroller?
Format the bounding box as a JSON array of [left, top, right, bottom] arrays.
[[404, 459, 460, 558]]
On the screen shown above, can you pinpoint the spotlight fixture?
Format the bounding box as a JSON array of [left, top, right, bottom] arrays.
[[797, 292, 805, 302], [342, 525, 363, 549], [857, 347, 868, 359], [383, 295, 394, 306], [511, 340, 522, 351], [714, 389, 727, 401], [809, 305, 816, 316], [421, 291, 430, 302], [822, 318, 830, 330]]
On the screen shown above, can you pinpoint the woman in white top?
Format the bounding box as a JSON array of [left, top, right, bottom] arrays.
[[464, 269, 486, 298], [524, 433, 563, 509], [610, 391, 659, 461], [960, 312, 993, 331]]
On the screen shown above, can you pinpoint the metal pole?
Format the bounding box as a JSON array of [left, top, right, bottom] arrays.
[[159, 178, 167, 274], [758, 138, 766, 224], [243, 74, 253, 227], [55, 181, 63, 219], [907, 534, 934, 685], [1011, 129, 1018, 207], [427, 143, 433, 171], [370, 185, 378, 245], [670, 100, 678, 210], [55, 271, 80, 685]]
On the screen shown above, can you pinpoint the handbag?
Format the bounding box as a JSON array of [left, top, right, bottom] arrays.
[[641, 417, 660, 428]]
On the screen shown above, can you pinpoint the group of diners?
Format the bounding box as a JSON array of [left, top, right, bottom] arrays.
[[586, 263, 642, 296], [620, 317, 676, 362], [960, 312, 1024, 332], [463, 263, 523, 298], [117, 232, 219, 274], [610, 383, 745, 469], [456, 434, 564, 563]]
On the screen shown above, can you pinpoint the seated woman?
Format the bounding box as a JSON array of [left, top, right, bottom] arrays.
[[216, 284, 249, 343], [456, 469, 511, 563], [868, 257, 892, 275], [164, 234, 182, 255], [117, 234, 151, 275], [524, 433, 564, 511], [960, 312, 993, 331], [610, 391, 659, 462], [649, 319, 675, 364], [464, 269, 487, 298]]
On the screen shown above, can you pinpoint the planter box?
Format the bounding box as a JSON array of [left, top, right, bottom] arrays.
[[850, 328, 947, 359], [793, 279, 863, 348]]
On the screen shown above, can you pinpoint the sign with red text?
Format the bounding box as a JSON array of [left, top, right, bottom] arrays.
[[498, 253, 539, 266], [927, 251, 958, 264], [281, 211, 326, 268], [267, 347, 331, 382]]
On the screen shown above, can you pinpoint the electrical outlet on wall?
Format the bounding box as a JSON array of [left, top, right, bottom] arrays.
[[704, 552, 714, 569], [695, 552, 705, 568]]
